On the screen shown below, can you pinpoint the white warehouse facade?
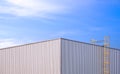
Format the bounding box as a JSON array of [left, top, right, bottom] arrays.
[[0, 38, 120, 74]]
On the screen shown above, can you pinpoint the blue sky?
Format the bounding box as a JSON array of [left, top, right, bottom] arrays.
[[0, 0, 120, 49]]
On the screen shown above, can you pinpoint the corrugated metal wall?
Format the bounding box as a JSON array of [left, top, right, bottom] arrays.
[[61, 39, 120, 74], [0, 38, 120, 74], [110, 48, 120, 74], [0, 39, 61, 74]]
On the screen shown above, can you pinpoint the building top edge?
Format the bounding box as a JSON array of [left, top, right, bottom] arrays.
[[61, 38, 120, 51], [0, 38, 119, 51]]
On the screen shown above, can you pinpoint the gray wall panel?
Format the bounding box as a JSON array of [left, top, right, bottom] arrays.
[[61, 39, 104, 74], [110, 48, 120, 74], [0, 39, 61, 74], [61, 39, 120, 74]]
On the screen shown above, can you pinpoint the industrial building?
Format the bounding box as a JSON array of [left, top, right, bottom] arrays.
[[0, 38, 120, 74]]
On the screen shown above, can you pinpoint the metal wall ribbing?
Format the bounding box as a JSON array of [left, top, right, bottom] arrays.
[[110, 48, 120, 74], [0, 39, 61, 74], [61, 39, 120, 74], [0, 38, 120, 74]]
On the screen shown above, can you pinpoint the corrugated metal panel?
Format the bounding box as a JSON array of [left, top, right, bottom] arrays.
[[61, 38, 120, 74], [110, 48, 120, 74], [0, 38, 120, 74], [0, 39, 61, 74]]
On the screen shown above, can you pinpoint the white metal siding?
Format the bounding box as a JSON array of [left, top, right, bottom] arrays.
[[0, 39, 61, 74], [61, 39, 120, 74], [110, 48, 120, 74], [0, 38, 120, 74]]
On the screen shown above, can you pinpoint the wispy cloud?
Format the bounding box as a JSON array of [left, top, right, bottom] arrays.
[[0, 0, 119, 18], [50, 31, 76, 38], [0, 0, 69, 18], [0, 39, 18, 48], [0, 0, 102, 18], [0, 38, 34, 48]]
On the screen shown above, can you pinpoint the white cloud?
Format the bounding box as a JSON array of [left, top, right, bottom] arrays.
[[0, 0, 68, 18], [0, 39, 18, 48], [0, 0, 100, 18], [0, 39, 33, 49], [0, 0, 118, 18], [51, 31, 76, 37]]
